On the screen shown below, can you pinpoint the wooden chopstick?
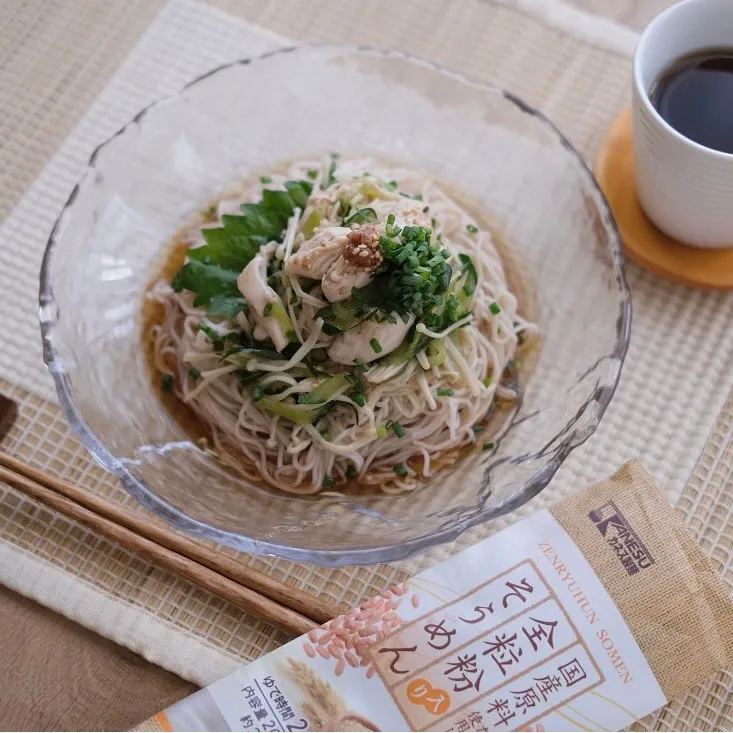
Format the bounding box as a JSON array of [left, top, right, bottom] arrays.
[[0, 450, 343, 635]]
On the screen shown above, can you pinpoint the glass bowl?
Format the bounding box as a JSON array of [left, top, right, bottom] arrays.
[[40, 46, 630, 566]]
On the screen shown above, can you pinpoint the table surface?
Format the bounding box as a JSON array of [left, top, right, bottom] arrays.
[[0, 0, 677, 730]]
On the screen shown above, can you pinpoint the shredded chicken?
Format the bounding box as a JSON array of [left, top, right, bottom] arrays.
[[237, 253, 289, 352], [328, 314, 415, 365], [284, 226, 351, 279], [322, 226, 382, 302]]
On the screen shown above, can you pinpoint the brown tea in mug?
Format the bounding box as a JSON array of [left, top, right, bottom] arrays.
[[650, 48, 733, 154]]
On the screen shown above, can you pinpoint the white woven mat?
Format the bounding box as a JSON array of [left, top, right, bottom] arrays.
[[2, 0, 727, 571]]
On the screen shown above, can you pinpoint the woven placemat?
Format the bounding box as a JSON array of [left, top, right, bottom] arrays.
[[0, 1, 731, 730]]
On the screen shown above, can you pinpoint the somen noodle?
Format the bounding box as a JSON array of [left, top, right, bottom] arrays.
[[149, 156, 538, 494]]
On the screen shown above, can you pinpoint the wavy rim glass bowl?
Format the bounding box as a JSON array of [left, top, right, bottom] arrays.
[[39, 46, 631, 567]]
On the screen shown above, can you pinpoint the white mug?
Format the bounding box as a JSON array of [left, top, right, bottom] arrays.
[[632, 0, 733, 249]]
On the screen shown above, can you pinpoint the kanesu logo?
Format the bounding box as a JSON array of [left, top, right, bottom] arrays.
[[588, 501, 654, 576]]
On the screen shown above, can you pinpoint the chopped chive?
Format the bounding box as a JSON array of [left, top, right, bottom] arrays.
[[472, 425, 484, 434], [330, 152, 340, 160], [414, 194, 424, 201], [307, 169, 318, 179], [394, 463, 408, 478], [260, 175, 272, 184], [188, 367, 201, 380], [483, 442, 495, 451], [387, 180, 398, 190], [263, 303, 273, 317], [369, 338, 383, 354], [391, 422, 407, 438], [353, 358, 368, 372], [387, 214, 395, 225], [489, 302, 501, 315], [376, 425, 388, 438], [251, 386, 264, 402], [320, 430, 332, 441], [466, 224, 479, 233], [437, 388, 454, 397], [322, 476, 335, 489], [353, 393, 367, 407], [346, 465, 359, 480], [161, 374, 174, 392]]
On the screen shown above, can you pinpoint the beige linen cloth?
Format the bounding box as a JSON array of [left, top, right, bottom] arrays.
[[0, 0, 731, 731]]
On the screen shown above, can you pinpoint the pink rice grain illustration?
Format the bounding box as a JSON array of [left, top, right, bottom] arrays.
[[302, 588, 413, 677]]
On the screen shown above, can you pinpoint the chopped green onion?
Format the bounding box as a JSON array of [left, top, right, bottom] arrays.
[[353, 393, 367, 407], [437, 388, 454, 397], [320, 430, 332, 441], [483, 442, 495, 451], [188, 368, 201, 380], [251, 386, 264, 402], [387, 180, 398, 190], [394, 463, 408, 478], [161, 374, 174, 392], [414, 194, 424, 201], [472, 425, 484, 434], [369, 338, 383, 354], [260, 175, 272, 184], [353, 358, 369, 372], [263, 303, 273, 317], [391, 422, 407, 438], [322, 476, 335, 489], [307, 169, 318, 180], [482, 376, 493, 387], [489, 302, 501, 315], [376, 425, 388, 439], [466, 224, 479, 233], [387, 214, 395, 225], [346, 465, 359, 480]]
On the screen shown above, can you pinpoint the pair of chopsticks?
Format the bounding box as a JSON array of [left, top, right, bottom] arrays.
[[0, 394, 342, 637]]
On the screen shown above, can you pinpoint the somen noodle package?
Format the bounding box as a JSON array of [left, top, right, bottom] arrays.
[[135, 461, 733, 732]]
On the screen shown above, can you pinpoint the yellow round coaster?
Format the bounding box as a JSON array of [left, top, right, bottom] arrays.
[[595, 106, 733, 290]]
